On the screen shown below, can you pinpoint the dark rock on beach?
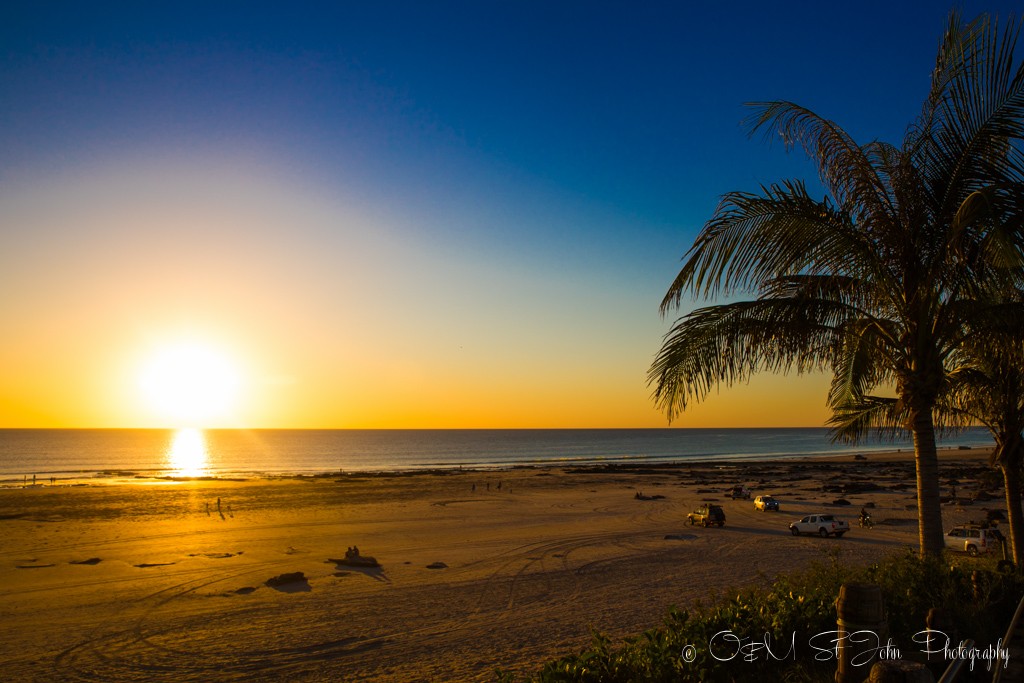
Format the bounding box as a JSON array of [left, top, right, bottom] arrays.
[[266, 571, 307, 588]]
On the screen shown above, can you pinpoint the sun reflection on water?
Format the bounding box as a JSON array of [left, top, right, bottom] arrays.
[[167, 428, 210, 477]]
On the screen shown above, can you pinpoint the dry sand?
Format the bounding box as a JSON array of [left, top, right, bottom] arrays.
[[0, 448, 1002, 682]]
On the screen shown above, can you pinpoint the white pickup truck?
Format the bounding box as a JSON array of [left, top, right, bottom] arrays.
[[790, 514, 849, 538]]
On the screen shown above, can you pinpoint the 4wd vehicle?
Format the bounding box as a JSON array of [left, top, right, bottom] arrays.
[[789, 514, 849, 538], [754, 495, 780, 511], [687, 503, 726, 527], [944, 525, 1002, 556], [729, 485, 751, 499]]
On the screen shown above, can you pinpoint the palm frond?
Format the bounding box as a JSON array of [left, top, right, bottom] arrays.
[[917, 13, 1024, 223], [661, 181, 870, 308], [827, 396, 906, 443], [944, 184, 1024, 297], [744, 101, 896, 225], [649, 298, 845, 422], [941, 336, 1024, 438], [942, 299, 1024, 351], [827, 318, 899, 410]]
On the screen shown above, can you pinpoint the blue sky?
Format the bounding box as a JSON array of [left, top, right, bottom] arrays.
[[2, 2, 1021, 428]]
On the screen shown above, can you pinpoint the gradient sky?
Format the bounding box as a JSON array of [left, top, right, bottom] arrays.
[[1, 1, 1019, 428]]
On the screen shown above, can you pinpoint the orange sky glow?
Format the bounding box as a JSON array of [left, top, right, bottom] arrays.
[[0, 160, 833, 429], [8, 0, 981, 430]]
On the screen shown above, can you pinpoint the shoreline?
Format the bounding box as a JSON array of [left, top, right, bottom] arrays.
[[0, 427, 995, 485], [0, 444, 995, 488]]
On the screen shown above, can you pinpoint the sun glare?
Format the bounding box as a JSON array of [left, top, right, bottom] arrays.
[[167, 427, 211, 477], [139, 342, 241, 426]]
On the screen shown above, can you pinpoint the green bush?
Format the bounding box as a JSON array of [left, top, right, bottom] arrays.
[[498, 551, 1024, 683]]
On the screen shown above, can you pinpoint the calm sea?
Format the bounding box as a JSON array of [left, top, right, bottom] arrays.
[[0, 428, 995, 484]]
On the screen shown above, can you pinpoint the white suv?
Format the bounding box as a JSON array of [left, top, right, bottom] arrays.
[[944, 525, 1002, 556]]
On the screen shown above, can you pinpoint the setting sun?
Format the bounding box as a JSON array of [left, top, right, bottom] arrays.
[[138, 342, 241, 426]]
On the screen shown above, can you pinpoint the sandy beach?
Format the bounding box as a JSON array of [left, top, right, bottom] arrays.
[[0, 448, 1002, 682]]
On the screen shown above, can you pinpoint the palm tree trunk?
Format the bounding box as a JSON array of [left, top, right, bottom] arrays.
[[909, 403, 945, 557], [998, 435, 1024, 567], [1000, 459, 1023, 566]]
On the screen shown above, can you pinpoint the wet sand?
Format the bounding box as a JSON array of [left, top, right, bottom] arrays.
[[0, 448, 1000, 681]]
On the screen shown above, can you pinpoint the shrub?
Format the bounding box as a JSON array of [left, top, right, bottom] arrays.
[[498, 551, 1024, 683]]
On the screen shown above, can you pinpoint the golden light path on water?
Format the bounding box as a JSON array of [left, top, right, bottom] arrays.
[[166, 428, 210, 477]]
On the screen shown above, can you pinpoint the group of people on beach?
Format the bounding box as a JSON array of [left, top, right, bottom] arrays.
[[22, 474, 57, 486], [471, 482, 509, 493], [205, 497, 232, 519]]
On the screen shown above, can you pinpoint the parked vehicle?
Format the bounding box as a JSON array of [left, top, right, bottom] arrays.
[[687, 503, 726, 527], [944, 524, 1002, 557], [754, 495, 779, 511], [729, 485, 751, 499], [789, 514, 849, 538]]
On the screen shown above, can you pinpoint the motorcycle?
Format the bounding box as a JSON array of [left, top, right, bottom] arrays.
[[859, 513, 874, 529]]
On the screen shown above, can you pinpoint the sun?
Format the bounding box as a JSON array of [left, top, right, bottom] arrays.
[[139, 341, 241, 426]]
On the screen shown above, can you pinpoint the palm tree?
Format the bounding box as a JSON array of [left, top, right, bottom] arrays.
[[649, 12, 1024, 557], [830, 325, 1024, 565], [947, 338, 1024, 564]]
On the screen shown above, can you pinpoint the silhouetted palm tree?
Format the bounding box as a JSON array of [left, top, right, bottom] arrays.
[[950, 346, 1024, 564], [830, 322, 1024, 564], [650, 12, 1024, 557]]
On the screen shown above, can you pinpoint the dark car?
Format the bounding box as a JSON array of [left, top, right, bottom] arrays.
[[687, 503, 726, 527], [729, 485, 751, 499]]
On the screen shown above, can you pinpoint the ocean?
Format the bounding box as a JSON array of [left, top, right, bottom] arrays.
[[0, 427, 995, 484]]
